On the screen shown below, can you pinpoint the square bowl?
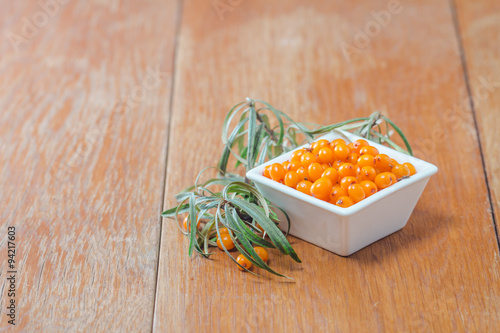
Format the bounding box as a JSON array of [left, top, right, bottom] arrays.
[[246, 131, 438, 256]]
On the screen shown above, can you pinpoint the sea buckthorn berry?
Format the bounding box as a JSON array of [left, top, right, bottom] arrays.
[[338, 163, 357, 178], [308, 163, 324, 182], [357, 154, 375, 168], [317, 147, 335, 164], [284, 171, 300, 188], [322, 167, 339, 184], [330, 186, 347, 203], [282, 161, 290, 171], [348, 184, 366, 203], [263, 165, 272, 178], [270, 163, 285, 181], [359, 145, 379, 156], [291, 149, 306, 163], [355, 164, 361, 176], [403, 162, 417, 176], [217, 233, 235, 251], [312, 139, 330, 155], [253, 247, 269, 263], [348, 141, 367, 155], [390, 158, 398, 168], [340, 176, 357, 191], [392, 164, 410, 179], [330, 138, 346, 149], [354, 139, 369, 150], [374, 172, 397, 190], [183, 215, 201, 232], [334, 143, 350, 161], [332, 160, 343, 170], [287, 161, 301, 172], [359, 180, 378, 198], [374, 154, 392, 172], [300, 152, 317, 168], [347, 152, 359, 165], [321, 164, 330, 172], [296, 167, 309, 181], [311, 177, 333, 200], [358, 166, 377, 181], [336, 196, 354, 208], [219, 227, 229, 234], [296, 180, 313, 195], [236, 254, 252, 271]]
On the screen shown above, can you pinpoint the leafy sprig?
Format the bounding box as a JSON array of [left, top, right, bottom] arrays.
[[163, 98, 412, 278]]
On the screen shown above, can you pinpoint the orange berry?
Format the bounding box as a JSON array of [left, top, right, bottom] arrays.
[[374, 154, 392, 172], [321, 164, 330, 172], [347, 152, 359, 165], [332, 160, 343, 170], [253, 246, 269, 263], [374, 172, 397, 190], [311, 177, 333, 200], [317, 147, 335, 164], [334, 143, 350, 161], [348, 184, 366, 203], [357, 154, 375, 168], [217, 233, 235, 250], [291, 149, 306, 163], [284, 171, 300, 188], [359, 180, 378, 198], [392, 164, 410, 179], [282, 161, 290, 171], [340, 176, 357, 191], [403, 162, 417, 176], [270, 163, 285, 181], [307, 162, 324, 182], [300, 152, 317, 168], [338, 163, 357, 178], [336, 196, 354, 208], [360, 145, 379, 156], [390, 158, 399, 168], [358, 166, 377, 181], [353, 139, 369, 153], [183, 215, 201, 232], [330, 186, 347, 203], [322, 167, 339, 184], [219, 227, 230, 234], [287, 160, 301, 172], [330, 138, 346, 149], [263, 165, 272, 178], [236, 254, 252, 271], [312, 139, 330, 155], [296, 180, 313, 195], [296, 167, 309, 181]]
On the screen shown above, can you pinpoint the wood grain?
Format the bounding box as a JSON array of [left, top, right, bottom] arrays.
[[155, 0, 500, 331], [454, 0, 500, 241], [0, 0, 178, 331]]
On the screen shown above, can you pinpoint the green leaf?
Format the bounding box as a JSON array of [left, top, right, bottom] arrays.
[[228, 198, 301, 263], [381, 115, 413, 155]]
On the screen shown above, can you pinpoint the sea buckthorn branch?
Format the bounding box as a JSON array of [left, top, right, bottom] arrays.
[[163, 98, 413, 278]]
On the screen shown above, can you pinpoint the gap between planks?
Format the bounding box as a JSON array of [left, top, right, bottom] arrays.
[[449, 0, 500, 253]]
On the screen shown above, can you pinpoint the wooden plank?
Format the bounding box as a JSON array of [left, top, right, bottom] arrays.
[[0, 0, 178, 331], [454, 0, 500, 242], [154, 0, 500, 331]]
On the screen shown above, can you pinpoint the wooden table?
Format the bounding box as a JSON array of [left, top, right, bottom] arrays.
[[1, 0, 499, 331]]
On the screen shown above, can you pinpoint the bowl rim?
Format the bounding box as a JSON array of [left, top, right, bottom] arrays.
[[246, 130, 438, 217]]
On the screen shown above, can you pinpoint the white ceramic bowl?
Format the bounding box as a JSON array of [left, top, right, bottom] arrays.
[[246, 131, 438, 256]]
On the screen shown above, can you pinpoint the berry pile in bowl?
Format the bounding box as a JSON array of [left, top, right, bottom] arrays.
[[262, 138, 417, 208], [247, 131, 437, 256]]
